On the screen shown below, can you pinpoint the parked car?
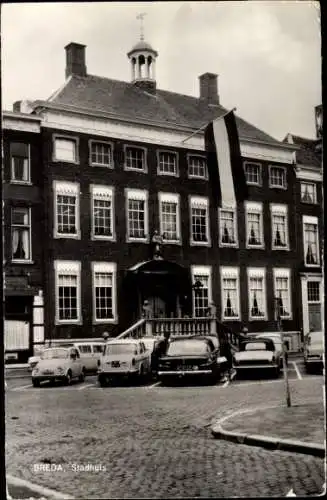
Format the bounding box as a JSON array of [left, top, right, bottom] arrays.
[[250, 332, 286, 367], [233, 338, 282, 377], [31, 347, 86, 387], [98, 339, 151, 386], [304, 331, 324, 373], [157, 336, 222, 384], [139, 336, 161, 372], [73, 342, 104, 373]]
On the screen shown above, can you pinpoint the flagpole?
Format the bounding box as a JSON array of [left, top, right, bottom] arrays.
[[181, 107, 237, 143]]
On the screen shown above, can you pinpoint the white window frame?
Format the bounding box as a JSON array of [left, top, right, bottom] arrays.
[[90, 185, 115, 241], [220, 267, 241, 321], [247, 267, 267, 321], [191, 265, 212, 318], [270, 204, 289, 251], [157, 150, 179, 177], [301, 182, 317, 204], [218, 205, 238, 247], [53, 135, 79, 164], [53, 181, 80, 239], [189, 196, 211, 247], [10, 143, 31, 184], [92, 262, 117, 324], [244, 161, 262, 186], [89, 140, 114, 168], [302, 215, 320, 267], [187, 154, 208, 179], [269, 165, 287, 189], [125, 188, 149, 243], [158, 192, 181, 244], [11, 206, 32, 263], [245, 201, 264, 249], [273, 268, 292, 320], [124, 145, 147, 173], [54, 260, 82, 325]]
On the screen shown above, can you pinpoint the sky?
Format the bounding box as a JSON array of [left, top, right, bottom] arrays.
[[1, 1, 321, 141]]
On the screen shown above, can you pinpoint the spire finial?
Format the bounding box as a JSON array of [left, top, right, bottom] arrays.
[[136, 12, 147, 41]]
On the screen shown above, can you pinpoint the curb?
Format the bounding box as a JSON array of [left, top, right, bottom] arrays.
[[7, 474, 74, 499]]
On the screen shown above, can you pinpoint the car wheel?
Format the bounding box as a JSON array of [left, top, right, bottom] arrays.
[[32, 379, 40, 388], [64, 371, 72, 386], [79, 368, 85, 382], [98, 374, 109, 387]]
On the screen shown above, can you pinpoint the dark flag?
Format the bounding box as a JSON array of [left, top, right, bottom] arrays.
[[205, 110, 248, 207]]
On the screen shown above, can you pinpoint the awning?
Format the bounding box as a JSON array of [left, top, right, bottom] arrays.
[[126, 259, 192, 293]]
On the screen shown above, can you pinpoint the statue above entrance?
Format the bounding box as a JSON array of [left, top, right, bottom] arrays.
[[151, 230, 164, 260]]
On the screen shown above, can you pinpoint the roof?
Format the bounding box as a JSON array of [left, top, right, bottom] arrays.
[[47, 74, 283, 145], [284, 133, 321, 167], [128, 40, 158, 56]]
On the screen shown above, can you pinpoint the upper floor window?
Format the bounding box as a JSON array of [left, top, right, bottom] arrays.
[[91, 185, 115, 240], [92, 262, 117, 323], [53, 181, 80, 239], [219, 207, 238, 247], [157, 151, 178, 176], [303, 215, 319, 266], [190, 196, 210, 245], [90, 141, 113, 168], [10, 143, 30, 183], [270, 204, 289, 250], [245, 202, 264, 248], [191, 266, 212, 318], [158, 193, 181, 243], [269, 166, 287, 189], [247, 268, 267, 320], [273, 268, 292, 319], [53, 137, 78, 163], [124, 146, 147, 172], [244, 162, 261, 185], [54, 260, 81, 324], [187, 155, 207, 179], [220, 267, 240, 320], [11, 207, 31, 262], [126, 189, 148, 241], [301, 182, 317, 204]]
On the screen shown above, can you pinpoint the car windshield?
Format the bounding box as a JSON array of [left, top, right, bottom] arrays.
[[41, 348, 69, 360], [241, 342, 272, 352], [104, 343, 137, 355], [167, 340, 208, 356]]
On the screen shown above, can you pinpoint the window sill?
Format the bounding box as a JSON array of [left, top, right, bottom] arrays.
[[126, 237, 149, 244], [190, 241, 211, 247], [124, 166, 147, 173], [10, 180, 32, 186], [272, 246, 290, 251], [219, 242, 239, 248], [269, 184, 287, 190], [162, 239, 182, 245], [246, 181, 262, 187], [91, 235, 116, 242], [223, 316, 241, 322], [93, 318, 118, 325], [91, 163, 114, 169], [157, 171, 179, 177], [188, 175, 208, 181], [11, 260, 34, 264], [249, 316, 268, 321], [55, 320, 82, 326], [246, 244, 265, 250], [301, 200, 317, 205], [52, 158, 79, 165], [304, 263, 320, 268], [54, 233, 81, 240]]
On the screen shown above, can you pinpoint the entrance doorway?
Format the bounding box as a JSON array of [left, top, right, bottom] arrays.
[[144, 293, 179, 318]]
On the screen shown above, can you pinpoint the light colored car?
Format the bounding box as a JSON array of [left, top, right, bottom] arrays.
[[233, 338, 282, 377], [250, 332, 286, 367], [304, 331, 324, 372], [73, 342, 104, 373], [98, 339, 151, 386], [31, 347, 86, 387]]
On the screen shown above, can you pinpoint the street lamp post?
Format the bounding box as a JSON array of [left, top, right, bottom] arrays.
[[275, 297, 291, 407]]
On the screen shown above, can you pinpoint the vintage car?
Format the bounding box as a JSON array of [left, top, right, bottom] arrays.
[[304, 331, 324, 372], [31, 346, 86, 387], [73, 342, 104, 373], [157, 336, 223, 384], [98, 338, 151, 386], [249, 332, 286, 367], [233, 338, 282, 377]]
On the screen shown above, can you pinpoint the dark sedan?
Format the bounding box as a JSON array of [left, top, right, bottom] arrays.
[[157, 336, 222, 384]]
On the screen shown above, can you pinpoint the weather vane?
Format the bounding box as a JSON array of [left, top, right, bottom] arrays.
[[136, 12, 147, 41]]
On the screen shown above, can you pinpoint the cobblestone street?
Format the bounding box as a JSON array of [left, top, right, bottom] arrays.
[[6, 376, 325, 498]]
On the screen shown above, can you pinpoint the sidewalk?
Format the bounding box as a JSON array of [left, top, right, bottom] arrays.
[[212, 402, 325, 458], [7, 474, 74, 499]]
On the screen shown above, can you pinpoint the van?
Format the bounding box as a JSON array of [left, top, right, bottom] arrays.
[[73, 342, 104, 373]]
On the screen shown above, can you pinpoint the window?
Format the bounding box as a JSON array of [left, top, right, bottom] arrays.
[[245, 202, 264, 248], [301, 182, 317, 204], [220, 267, 240, 320], [125, 146, 146, 172], [303, 216, 319, 266], [53, 137, 78, 163], [11, 207, 31, 261], [270, 204, 289, 250], [159, 193, 181, 243], [91, 185, 115, 240], [54, 261, 81, 324], [248, 268, 267, 320], [10, 143, 30, 183], [54, 181, 80, 238], [92, 262, 117, 323], [191, 266, 212, 318], [269, 166, 287, 189], [90, 141, 113, 168], [307, 281, 322, 331], [244, 162, 261, 185], [158, 151, 178, 176], [219, 207, 238, 246], [188, 155, 207, 179], [273, 269, 292, 319], [126, 189, 148, 241], [190, 196, 210, 245]]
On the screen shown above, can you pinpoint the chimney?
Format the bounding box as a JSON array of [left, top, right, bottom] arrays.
[[65, 42, 87, 79], [199, 72, 219, 105]]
